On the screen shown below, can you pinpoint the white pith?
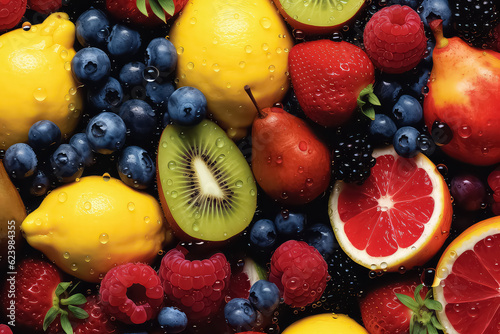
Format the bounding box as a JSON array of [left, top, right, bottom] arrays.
[[193, 156, 224, 198]]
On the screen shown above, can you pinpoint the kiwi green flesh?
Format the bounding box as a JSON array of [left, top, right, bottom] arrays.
[[278, 0, 364, 27], [157, 119, 257, 241]]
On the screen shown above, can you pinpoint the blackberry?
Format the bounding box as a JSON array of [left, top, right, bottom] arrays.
[[332, 118, 376, 184], [451, 0, 499, 47]]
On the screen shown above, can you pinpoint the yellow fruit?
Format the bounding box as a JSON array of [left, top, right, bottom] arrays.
[[21, 176, 173, 282], [169, 0, 293, 140], [282, 313, 368, 333], [0, 13, 83, 150]]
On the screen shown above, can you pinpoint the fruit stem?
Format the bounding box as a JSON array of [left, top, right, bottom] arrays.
[[244, 85, 267, 119], [429, 19, 448, 49]]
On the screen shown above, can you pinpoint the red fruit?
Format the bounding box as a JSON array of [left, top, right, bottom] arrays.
[[159, 246, 231, 321], [99, 263, 164, 325], [289, 40, 375, 127], [73, 295, 117, 334], [225, 271, 251, 302], [106, 0, 188, 26], [0, 0, 27, 31], [269, 240, 328, 308], [363, 5, 427, 74], [0, 325, 12, 334], [28, 0, 61, 13]]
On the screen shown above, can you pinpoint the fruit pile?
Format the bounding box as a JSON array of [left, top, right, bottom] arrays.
[[0, 0, 499, 333]]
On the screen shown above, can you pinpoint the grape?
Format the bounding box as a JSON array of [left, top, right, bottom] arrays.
[[450, 174, 486, 211]]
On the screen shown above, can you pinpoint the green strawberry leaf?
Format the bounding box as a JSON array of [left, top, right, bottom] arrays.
[[357, 84, 379, 120], [55, 282, 72, 297], [43, 307, 61, 331], [68, 305, 89, 319], [396, 293, 419, 313], [427, 323, 438, 334], [149, 0, 167, 22], [61, 293, 87, 306], [158, 0, 175, 16], [431, 315, 444, 330], [136, 0, 148, 16], [410, 315, 415, 333], [424, 298, 443, 311], [414, 284, 424, 305], [60, 312, 73, 334], [362, 106, 376, 120]]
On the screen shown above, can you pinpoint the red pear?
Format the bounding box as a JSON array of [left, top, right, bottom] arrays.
[[251, 106, 331, 205]]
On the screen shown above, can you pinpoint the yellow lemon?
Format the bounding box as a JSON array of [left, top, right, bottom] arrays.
[[282, 313, 369, 333], [0, 13, 83, 150], [169, 0, 293, 140], [21, 176, 173, 282]]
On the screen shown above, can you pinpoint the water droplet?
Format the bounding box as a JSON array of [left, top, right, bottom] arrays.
[[398, 266, 406, 274], [245, 45, 253, 53], [190, 17, 197, 24], [143, 66, 159, 82], [102, 173, 111, 181], [436, 266, 449, 279], [85, 256, 91, 263], [168, 161, 177, 170], [268, 65, 275, 73], [262, 43, 269, 51], [484, 236, 494, 247], [217, 154, 226, 161], [380, 262, 388, 270], [171, 191, 178, 198], [64, 61, 71, 71], [127, 202, 135, 211], [239, 61, 246, 68], [458, 125, 472, 138], [177, 46, 184, 54], [431, 121, 453, 145], [276, 156, 283, 164], [63, 252, 70, 259], [250, 189, 256, 196], [216, 137, 225, 148], [260, 17, 272, 29], [167, 179, 173, 186], [34, 88, 47, 102], [58, 192, 67, 203], [161, 141, 167, 148], [144, 216, 151, 224], [305, 178, 313, 187], [70, 263, 78, 271], [84, 202, 91, 210], [34, 218, 42, 226], [99, 233, 109, 244], [192, 223, 200, 232], [187, 62, 194, 70], [298, 141, 307, 151], [212, 63, 220, 72]]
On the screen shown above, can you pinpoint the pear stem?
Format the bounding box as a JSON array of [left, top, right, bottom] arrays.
[[244, 85, 267, 119], [429, 19, 448, 49]]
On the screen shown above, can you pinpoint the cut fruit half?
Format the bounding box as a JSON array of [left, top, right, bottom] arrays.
[[329, 145, 452, 271], [157, 119, 257, 242], [433, 217, 500, 334], [273, 0, 365, 35]]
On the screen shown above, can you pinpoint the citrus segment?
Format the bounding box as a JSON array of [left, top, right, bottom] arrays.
[[433, 218, 500, 334], [329, 146, 452, 271]]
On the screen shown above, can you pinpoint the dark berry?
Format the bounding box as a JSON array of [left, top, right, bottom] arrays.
[[50, 144, 84, 183], [28, 120, 61, 151], [248, 280, 280, 316], [393, 126, 420, 158], [157, 307, 188, 334], [249, 219, 277, 248], [451, 0, 499, 47], [86, 112, 127, 154], [145, 38, 177, 75], [3, 143, 37, 179], [71, 47, 111, 85], [117, 146, 155, 190], [274, 211, 305, 235], [107, 24, 141, 57], [76, 8, 110, 48], [450, 173, 487, 211], [168, 87, 207, 126]]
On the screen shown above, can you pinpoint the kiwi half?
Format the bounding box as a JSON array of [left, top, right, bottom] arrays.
[[157, 119, 257, 242]]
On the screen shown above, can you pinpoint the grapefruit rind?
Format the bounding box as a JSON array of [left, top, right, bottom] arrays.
[[329, 145, 452, 271], [433, 217, 500, 334]]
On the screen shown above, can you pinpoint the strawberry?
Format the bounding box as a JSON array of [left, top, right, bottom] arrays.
[[288, 39, 378, 127], [106, 0, 188, 26], [73, 295, 117, 334], [0, 325, 12, 334], [0, 0, 27, 31], [359, 276, 444, 334], [0, 258, 90, 334], [28, 0, 62, 14]]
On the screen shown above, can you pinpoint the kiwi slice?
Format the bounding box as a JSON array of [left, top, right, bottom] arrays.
[[157, 119, 257, 242], [277, 0, 365, 29]]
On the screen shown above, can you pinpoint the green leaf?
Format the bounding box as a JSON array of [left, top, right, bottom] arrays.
[[68, 305, 89, 320], [68, 281, 80, 295], [61, 293, 87, 306], [367, 92, 381, 106], [431, 315, 444, 330], [410, 315, 415, 333], [55, 282, 72, 297], [361, 106, 376, 120], [60, 312, 73, 334], [149, 0, 167, 22], [424, 298, 443, 311], [158, 0, 175, 16], [43, 307, 60, 331], [136, 0, 148, 16], [396, 293, 419, 313], [414, 284, 424, 305]]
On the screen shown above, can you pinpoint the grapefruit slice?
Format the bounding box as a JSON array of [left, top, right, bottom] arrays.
[[433, 217, 500, 334], [329, 145, 452, 271]]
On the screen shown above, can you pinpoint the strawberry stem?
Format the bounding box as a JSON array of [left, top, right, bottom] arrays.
[[357, 83, 380, 120], [244, 85, 267, 119]]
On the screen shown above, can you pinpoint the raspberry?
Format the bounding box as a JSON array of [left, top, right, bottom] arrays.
[[269, 240, 329, 308], [28, 0, 62, 14], [99, 263, 164, 325], [0, 325, 12, 334], [0, 0, 27, 31], [159, 246, 231, 321], [363, 5, 427, 73]]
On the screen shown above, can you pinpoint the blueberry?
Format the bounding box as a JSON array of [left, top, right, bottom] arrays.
[[306, 224, 338, 258], [373, 78, 402, 112], [119, 99, 157, 143], [224, 298, 257, 331], [419, 0, 452, 31], [69, 133, 95, 167], [28, 120, 61, 151], [50, 144, 84, 183], [393, 126, 420, 158], [370, 114, 398, 141], [117, 146, 155, 189], [76, 8, 110, 48], [146, 81, 175, 105], [248, 280, 280, 316], [408, 66, 431, 97], [29, 170, 50, 197], [107, 24, 141, 57], [167, 87, 207, 126], [157, 307, 188, 334], [162, 111, 170, 128], [86, 112, 127, 154], [392, 95, 423, 127], [88, 77, 123, 112], [274, 211, 305, 235], [119, 62, 146, 87], [71, 47, 111, 85], [3, 143, 37, 179], [145, 38, 177, 75], [250, 219, 277, 248]]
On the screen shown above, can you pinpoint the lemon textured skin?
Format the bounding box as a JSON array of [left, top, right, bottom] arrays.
[[0, 13, 83, 150], [21, 176, 172, 282], [283, 313, 369, 334], [169, 0, 293, 140]]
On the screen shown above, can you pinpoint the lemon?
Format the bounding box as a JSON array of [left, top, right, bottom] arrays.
[[21, 176, 173, 282], [169, 0, 293, 140], [282, 313, 369, 333], [0, 13, 83, 150]]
